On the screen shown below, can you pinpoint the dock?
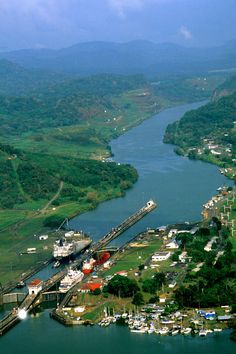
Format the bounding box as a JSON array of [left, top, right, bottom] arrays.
[[0, 200, 157, 335]]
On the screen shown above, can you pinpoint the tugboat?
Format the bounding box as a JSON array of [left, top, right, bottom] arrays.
[[16, 280, 25, 288]]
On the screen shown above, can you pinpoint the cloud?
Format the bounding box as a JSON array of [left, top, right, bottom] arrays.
[[179, 25, 192, 40], [107, 0, 178, 18], [107, 0, 145, 17]]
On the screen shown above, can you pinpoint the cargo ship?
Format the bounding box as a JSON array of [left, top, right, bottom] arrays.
[[59, 268, 84, 293], [53, 230, 92, 260]]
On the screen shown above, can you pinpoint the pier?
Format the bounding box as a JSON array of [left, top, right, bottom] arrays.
[[90, 200, 157, 254], [0, 200, 157, 336]]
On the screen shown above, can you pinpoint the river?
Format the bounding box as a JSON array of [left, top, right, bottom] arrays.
[[0, 102, 234, 353], [69, 102, 233, 245]]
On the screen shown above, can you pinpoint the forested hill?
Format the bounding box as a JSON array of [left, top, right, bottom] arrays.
[[164, 90, 236, 178], [0, 142, 138, 209], [213, 74, 236, 100], [0, 59, 68, 96]]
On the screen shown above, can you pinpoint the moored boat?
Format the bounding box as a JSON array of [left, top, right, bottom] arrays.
[[53, 231, 92, 261]]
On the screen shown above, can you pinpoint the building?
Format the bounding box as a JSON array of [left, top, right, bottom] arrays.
[[204, 237, 217, 252], [39, 235, 48, 241], [151, 251, 171, 262], [27, 279, 43, 295], [168, 229, 178, 238], [165, 239, 179, 249], [179, 251, 187, 262], [79, 282, 102, 293], [159, 294, 167, 303]]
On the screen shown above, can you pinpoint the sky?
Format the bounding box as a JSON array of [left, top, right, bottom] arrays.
[[0, 0, 236, 51]]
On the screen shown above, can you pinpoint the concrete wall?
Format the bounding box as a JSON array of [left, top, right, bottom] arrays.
[[3, 293, 26, 304]]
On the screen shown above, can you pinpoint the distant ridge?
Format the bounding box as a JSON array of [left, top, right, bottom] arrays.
[[0, 40, 236, 76]]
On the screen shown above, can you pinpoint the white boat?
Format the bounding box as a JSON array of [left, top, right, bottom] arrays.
[[170, 328, 179, 336], [159, 327, 169, 335], [181, 327, 192, 335], [214, 328, 222, 332], [130, 326, 148, 333], [199, 329, 208, 337], [53, 261, 60, 268], [53, 232, 92, 260], [59, 268, 84, 292]]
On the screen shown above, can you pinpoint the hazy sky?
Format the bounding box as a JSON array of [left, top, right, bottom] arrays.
[[0, 0, 236, 51]]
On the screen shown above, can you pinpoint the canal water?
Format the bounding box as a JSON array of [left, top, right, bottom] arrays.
[[70, 101, 233, 246], [0, 310, 235, 354], [1, 102, 234, 352]]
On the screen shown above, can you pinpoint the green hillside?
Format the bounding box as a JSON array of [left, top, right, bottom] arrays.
[[164, 90, 236, 179]]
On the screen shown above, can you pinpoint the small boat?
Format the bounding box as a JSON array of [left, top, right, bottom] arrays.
[[214, 328, 222, 332], [181, 327, 192, 335], [16, 280, 25, 288], [170, 328, 179, 336], [159, 327, 169, 335], [53, 261, 60, 268], [199, 329, 208, 337]]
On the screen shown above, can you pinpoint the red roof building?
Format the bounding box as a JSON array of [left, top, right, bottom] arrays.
[[80, 282, 102, 293], [27, 279, 43, 295]]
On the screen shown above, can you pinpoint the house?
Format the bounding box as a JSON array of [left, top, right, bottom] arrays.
[[79, 282, 102, 293], [204, 237, 217, 252], [159, 294, 167, 303], [168, 281, 177, 288], [27, 279, 43, 295], [179, 251, 187, 262], [217, 315, 232, 321], [151, 252, 171, 262], [165, 239, 179, 249]]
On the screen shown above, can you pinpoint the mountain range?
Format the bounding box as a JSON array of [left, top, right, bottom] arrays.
[[0, 40, 236, 76]]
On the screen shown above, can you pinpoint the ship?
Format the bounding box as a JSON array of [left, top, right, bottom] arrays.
[[82, 258, 96, 274], [59, 268, 84, 293], [53, 230, 92, 260], [96, 251, 110, 265]]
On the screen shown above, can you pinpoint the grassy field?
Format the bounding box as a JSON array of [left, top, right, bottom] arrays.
[[103, 238, 162, 276]]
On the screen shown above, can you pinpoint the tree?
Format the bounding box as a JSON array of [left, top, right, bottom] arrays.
[[153, 272, 166, 289], [148, 295, 159, 304], [142, 279, 157, 294], [132, 292, 144, 306], [106, 275, 139, 297]]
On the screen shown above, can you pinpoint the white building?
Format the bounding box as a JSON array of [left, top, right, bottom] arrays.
[[179, 251, 187, 262], [151, 252, 171, 262], [168, 229, 178, 238], [27, 279, 43, 295], [204, 237, 218, 252]]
